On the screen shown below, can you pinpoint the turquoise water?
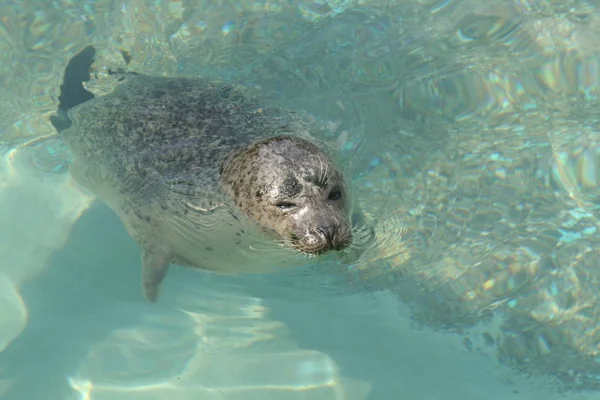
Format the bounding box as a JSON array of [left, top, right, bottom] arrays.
[[3, 0, 600, 398]]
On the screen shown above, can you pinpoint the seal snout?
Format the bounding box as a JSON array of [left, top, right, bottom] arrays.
[[300, 219, 351, 254], [314, 222, 337, 250]]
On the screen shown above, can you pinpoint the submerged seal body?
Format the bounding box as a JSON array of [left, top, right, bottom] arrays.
[[51, 46, 368, 301]]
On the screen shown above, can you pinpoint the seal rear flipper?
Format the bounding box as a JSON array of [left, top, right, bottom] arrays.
[[50, 45, 96, 133], [141, 248, 171, 302]]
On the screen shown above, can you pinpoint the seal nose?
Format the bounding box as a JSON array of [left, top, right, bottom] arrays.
[[315, 222, 337, 250]]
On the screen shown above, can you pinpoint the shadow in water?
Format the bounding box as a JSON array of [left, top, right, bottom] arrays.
[[0, 203, 147, 400]]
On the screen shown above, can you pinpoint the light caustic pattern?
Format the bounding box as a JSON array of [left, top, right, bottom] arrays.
[[5, 0, 600, 396]]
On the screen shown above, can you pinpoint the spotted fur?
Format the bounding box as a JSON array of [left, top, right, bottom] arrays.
[[55, 47, 361, 301]]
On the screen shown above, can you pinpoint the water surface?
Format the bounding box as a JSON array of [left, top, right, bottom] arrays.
[[3, 0, 600, 398]]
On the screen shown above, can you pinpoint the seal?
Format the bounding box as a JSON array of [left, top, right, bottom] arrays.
[[51, 45, 371, 302]]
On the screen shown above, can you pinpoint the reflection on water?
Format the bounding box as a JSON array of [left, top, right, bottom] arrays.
[[4, 0, 600, 398], [68, 287, 368, 400]]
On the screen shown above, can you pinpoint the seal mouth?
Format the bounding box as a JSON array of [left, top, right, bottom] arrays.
[[290, 229, 352, 256]]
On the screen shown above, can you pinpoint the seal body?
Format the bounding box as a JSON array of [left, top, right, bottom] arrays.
[[53, 46, 366, 301]]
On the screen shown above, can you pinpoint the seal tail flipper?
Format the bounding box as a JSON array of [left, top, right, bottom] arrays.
[[141, 248, 171, 302], [50, 45, 96, 132]]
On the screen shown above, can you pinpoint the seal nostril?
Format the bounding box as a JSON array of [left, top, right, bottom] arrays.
[[315, 225, 335, 244]]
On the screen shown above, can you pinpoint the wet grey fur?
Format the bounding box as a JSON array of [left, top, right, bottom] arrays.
[[56, 55, 365, 302], [64, 75, 301, 203]]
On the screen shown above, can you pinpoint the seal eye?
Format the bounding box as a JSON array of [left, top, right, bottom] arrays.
[[328, 189, 342, 201], [276, 201, 296, 210]]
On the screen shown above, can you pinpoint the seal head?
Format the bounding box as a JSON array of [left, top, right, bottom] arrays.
[[220, 135, 352, 255]]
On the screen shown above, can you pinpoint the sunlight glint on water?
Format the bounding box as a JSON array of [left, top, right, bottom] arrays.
[[4, 0, 600, 399]]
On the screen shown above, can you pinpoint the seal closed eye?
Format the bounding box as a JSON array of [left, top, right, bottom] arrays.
[[52, 45, 370, 302]]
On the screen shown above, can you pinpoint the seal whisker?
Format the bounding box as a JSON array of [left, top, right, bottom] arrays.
[[350, 212, 410, 254], [318, 156, 325, 187], [268, 238, 317, 259], [346, 223, 376, 251], [271, 241, 301, 252], [321, 155, 331, 187], [324, 158, 331, 186]]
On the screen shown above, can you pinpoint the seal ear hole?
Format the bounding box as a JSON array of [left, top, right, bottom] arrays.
[[328, 188, 343, 201]]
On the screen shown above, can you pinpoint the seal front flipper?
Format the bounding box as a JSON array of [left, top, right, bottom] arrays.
[[141, 248, 171, 302]]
